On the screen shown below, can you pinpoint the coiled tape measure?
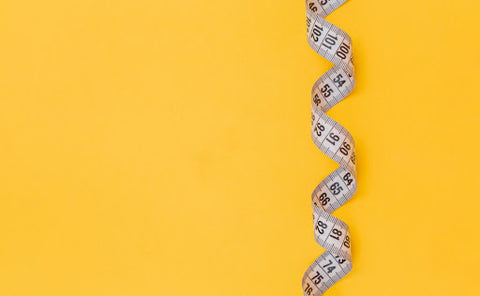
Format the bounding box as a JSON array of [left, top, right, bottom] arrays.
[[302, 0, 357, 295]]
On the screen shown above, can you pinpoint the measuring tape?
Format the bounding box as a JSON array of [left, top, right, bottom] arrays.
[[302, 0, 357, 295]]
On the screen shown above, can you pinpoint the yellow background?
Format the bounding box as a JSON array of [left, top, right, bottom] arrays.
[[1, 0, 479, 295]]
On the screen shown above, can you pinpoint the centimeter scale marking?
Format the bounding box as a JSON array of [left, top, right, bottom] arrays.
[[302, 0, 358, 295]]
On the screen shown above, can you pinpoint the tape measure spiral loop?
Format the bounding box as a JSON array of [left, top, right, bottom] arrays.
[[302, 1, 357, 295]]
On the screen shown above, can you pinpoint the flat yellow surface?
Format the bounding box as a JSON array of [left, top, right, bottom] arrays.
[[1, 1, 479, 295]]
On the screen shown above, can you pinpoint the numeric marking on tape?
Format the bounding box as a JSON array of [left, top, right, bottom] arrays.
[[302, 0, 358, 295]]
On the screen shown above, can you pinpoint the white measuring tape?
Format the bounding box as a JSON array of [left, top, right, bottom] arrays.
[[302, 0, 357, 295]]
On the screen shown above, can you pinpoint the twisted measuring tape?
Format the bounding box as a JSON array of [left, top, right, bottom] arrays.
[[302, 0, 357, 295]]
